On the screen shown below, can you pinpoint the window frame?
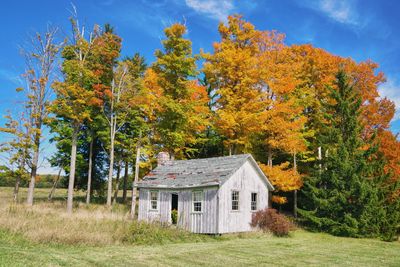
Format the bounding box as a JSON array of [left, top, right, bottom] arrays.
[[149, 190, 159, 211], [192, 190, 203, 213], [251, 192, 258, 211], [231, 190, 240, 211]]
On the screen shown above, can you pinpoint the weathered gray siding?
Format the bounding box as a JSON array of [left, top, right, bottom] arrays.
[[138, 187, 218, 234], [138, 157, 270, 234], [217, 160, 269, 233]]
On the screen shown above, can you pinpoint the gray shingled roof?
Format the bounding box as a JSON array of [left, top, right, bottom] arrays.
[[137, 154, 274, 190]]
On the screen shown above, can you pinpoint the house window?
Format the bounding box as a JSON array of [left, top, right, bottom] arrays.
[[231, 191, 239, 211], [192, 191, 203, 212], [150, 191, 158, 210], [251, 193, 258, 211]]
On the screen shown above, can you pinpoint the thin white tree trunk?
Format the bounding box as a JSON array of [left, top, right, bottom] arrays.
[[67, 126, 78, 214], [267, 147, 273, 167], [48, 168, 62, 201], [106, 67, 128, 206], [130, 144, 140, 219], [113, 163, 121, 205], [107, 132, 115, 206], [86, 135, 94, 204], [14, 155, 26, 203], [27, 141, 40, 206], [122, 160, 128, 203], [13, 174, 21, 203], [318, 146, 322, 173]]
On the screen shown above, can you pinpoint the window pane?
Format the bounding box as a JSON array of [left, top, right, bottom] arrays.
[[193, 191, 203, 202], [232, 191, 239, 210], [150, 191, 158, 209], [192, 191, 203, 212], [251, 193, 257, 211], [194, 202, 202, 212]]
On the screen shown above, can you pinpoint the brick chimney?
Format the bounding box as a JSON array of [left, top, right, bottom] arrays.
[[157, 152, 170, 166]]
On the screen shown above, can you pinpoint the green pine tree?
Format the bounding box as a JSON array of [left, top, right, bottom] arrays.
[[298, 70, 383, 237]]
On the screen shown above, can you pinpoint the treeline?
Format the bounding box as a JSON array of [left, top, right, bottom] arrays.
[[1, 14, 399, 240], [0, 168, 58, 189]]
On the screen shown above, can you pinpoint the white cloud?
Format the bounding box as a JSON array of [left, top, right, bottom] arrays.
[[299, 0, 359, 26], [185, 0, 234, 22], [379, 77, 400, 121]]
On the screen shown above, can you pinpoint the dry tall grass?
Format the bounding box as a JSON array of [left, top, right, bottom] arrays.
[[1, 204, 133, 245], [0, 187, 133, 245], [0, 187, 225, 246]]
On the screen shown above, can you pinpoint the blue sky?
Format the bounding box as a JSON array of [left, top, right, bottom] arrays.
[[0, 0, 399, 173]]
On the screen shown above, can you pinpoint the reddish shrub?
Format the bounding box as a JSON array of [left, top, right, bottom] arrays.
[[251, 208, 291, 236]]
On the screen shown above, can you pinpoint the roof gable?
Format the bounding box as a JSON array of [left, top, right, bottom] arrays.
[[138, 154, 274, 190]]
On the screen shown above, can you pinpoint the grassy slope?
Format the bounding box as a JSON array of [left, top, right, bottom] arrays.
[[0, 187, 399, 266]]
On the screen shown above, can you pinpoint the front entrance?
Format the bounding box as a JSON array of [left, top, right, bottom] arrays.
[[171, 193, 178, 224]]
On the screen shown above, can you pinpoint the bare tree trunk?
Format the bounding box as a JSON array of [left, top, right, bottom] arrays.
[[267, 147, 273, 167], [27, 135, 40, 206], [13, 175, 21, 203], [113, 163, 121, 205], [86, 135, 94, 204], [107, 135, 115, 206], [293, 152, 297, 218], [130, 145, 140, 219], [67, 126, 79, 214], [48, 168, 62, 201], [122, 160, 128, 203], [318, 146, 322, 173], [14, 156, 26, 203]]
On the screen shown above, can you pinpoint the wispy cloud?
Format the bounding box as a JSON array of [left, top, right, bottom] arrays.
[[299, 0, 359, 26], [379, 76, 400, 121], [185, 0, 234, 22], [0, 68, 22, 85]]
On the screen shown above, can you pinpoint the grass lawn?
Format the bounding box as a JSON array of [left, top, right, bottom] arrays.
[[0, 187, 399, 266], [1, 229, 400, 267]]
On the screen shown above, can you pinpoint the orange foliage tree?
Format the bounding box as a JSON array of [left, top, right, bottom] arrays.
[[259, 162, 303, 205]]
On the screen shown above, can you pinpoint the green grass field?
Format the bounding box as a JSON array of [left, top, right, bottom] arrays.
[[0, 187, 399, 266]]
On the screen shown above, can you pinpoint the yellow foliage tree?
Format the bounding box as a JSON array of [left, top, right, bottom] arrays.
[[203, 15, 267, 155]]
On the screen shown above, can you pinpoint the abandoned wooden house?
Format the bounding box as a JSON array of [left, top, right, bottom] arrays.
[[137, 153, 274, 234]]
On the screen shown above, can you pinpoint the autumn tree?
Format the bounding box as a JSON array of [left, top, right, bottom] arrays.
[[0, 110, 31, 202], [203, 15, 267, 155], [204, 16, 309, 215], [256, 45, 309, 214], [259, 162, 302, 206], [104, 60, 135, 206], [51, 16, 112, 213], [117, 53, 147, 203], [16, 28, 63, 206], [151, 23, 209, 159], [85, 24, 121, 204]]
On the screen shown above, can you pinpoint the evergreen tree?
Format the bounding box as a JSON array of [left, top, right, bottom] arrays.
[[298, 70, 384, 237]]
